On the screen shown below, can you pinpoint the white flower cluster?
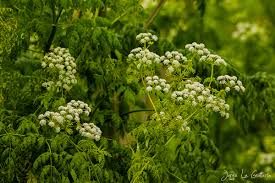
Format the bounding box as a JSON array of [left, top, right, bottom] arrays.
[[76, 123, 102, 141], [171, 80, 230, 118], [38, 111, 63, 133], [128, 47, 160, 69], [217, 75, 245, 93], [160, 51, 187, 73], [145, 76, 170, 93], [41, 47, 77, 91], [136, 32, 158, 44], [185, 42, 227, 66], [232, 22, 264, 42], [38, 100, 92, 133]]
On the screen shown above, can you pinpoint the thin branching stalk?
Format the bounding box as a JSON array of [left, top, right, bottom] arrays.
[[144, 0, 167, 28]]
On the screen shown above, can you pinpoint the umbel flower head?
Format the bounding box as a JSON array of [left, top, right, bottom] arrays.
[[171, 80, 230, 118], [145, 75, 170, 93], [217, 75, 245, 93], [41, 47, 77, 91], [38, 100, 101, 141], [76, 123, 102, 141], [128, 47, 161, 69], [185, 42, 227, 66], [136, 32, 158, 45], [160, 51, 187, 73]]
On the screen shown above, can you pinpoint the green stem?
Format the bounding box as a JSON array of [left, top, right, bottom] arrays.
[[184, 108, 199, 122], [141, 76, 160, 119], [66, 137, 81, 152], [121, 109, 154, 116], [209, 64, 214, 87], [167, 169, 185, 182], [144, 0, 167, 28], [111, 10, 128, 25], [46, 140, 53, 182]]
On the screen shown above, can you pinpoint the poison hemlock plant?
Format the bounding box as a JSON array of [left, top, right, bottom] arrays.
[[1, 1, 275, 182], [126, 33, 246, 182]]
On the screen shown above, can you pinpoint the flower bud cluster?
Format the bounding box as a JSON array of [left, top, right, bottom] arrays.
[[160, 51, 187, 73], [128, 47, 161, 69], [232, 22, 264, 42], [136, 32, 158, 44], [185, 42, 227, 66], [151, 111, 166, 120], [145, 76, 170, 93], [174, 115, 190, 132], [38, 100, 92, 133], [217, 75, 245, 93], [181, 121, 190, 132], [76, 123, 102, 141], [41, 47, 77, 91], [171, 80, 230, 118]]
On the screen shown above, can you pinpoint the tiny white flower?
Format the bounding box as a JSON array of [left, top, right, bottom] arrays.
[[40, 119, 47, 126], [237, 80, 242, 86], [163, 59, 170, 65], [213, 106, 220, 112], [177, 97, 183, 102], [75, 116, 80, 122], [153, 76, 159, 80], [55, 127, 61, 133], [55, 116, 64, 124], [225, 87, 230, 92], [94, 135, 100, 141], [172, 60, 180, 67], [146, 86, 153, 92], [48, 121, 55, 127], [197, 50, 204, 55], [146, 76, 152, 81], [49, 63, 54, 68], [84, 111, 89, 116], [153, 80, 159, 84], [45, 111, 50, 117], [152, 35, 158, 41], [171, 93, 177, 99], [230, 80, 236, 86], [41, 62, 47, 68], [38, 114, 44, 119], [168, 66, 174, 73], [232, 76, 237, 81], [163, 88, 169, 93], [155, 85, 162, 91], [197, 96, 204, 102], [206, 104, 212, 109], [66, 115, 73, 120]]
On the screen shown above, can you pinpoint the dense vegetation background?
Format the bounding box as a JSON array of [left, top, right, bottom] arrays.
[[0, 0, 275, 182]]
